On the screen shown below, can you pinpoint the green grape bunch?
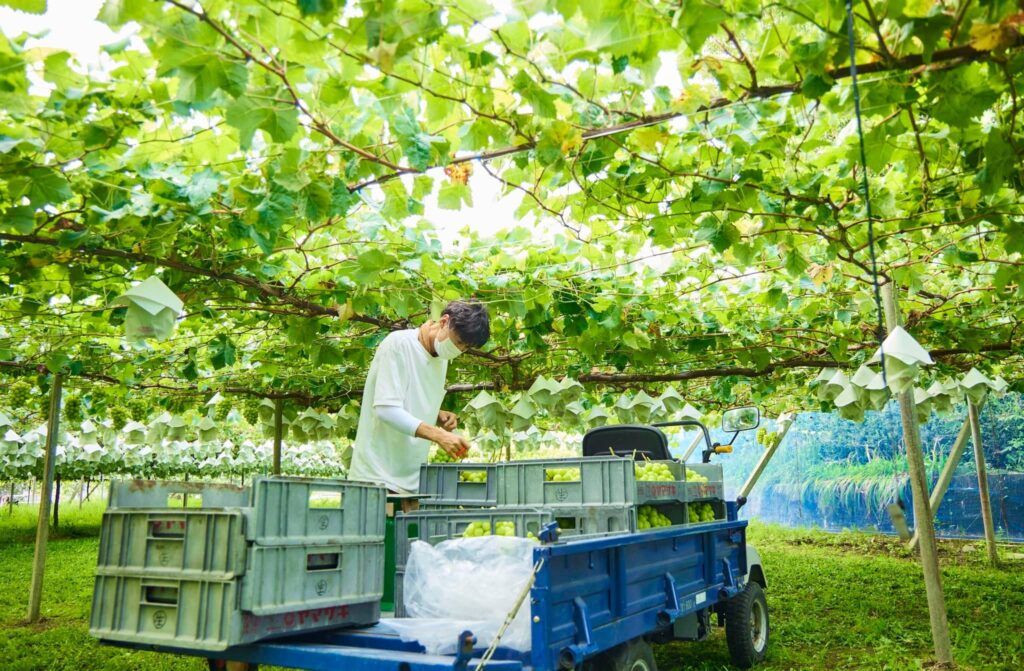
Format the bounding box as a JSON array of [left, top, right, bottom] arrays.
[[637, 505, 673, 530], [127, 398, 149, 422], [635, 461, 674, 481], [8, 380, 34, 412], [683, 468, 709, 483], [462, 520, 538, 542], [429, 446, 457, 463], [215, 403, 231, 421], [458, 469, 487, 483], [109, 405, 129, 430], [690, 502, 717, 523], [545, 467, 580, 482], [242, 399, 260, 425], [63, 395, 83, 423]]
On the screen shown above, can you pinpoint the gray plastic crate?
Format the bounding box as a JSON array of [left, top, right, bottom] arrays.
[[685, 499, 726, 525], [548, 504, 635, 537], [108, 480, 249, 509], [395, 507, 552, 569], [634, 461, 726, 503], [682, 463, 725, 501], [248, 477, 386, 546], [494, 457, 635, 507], [95, 509, 248, 579], [89, 574, 380, 651], [240, 541, 384, 616], [108, 477, 387, 546], [635, 501, 687, 531], [418, 463, 500, 507]]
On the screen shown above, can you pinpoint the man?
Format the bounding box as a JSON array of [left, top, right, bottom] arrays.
[[346, 300, 490, 493]]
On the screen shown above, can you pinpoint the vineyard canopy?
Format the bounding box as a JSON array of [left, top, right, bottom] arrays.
[[1, 0, 1023, 419]]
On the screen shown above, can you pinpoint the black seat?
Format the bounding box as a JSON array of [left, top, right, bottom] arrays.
[[582, 424, 671, 461]]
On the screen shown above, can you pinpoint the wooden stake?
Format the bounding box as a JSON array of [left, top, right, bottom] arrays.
[[968, 401, 999, 567], [272, 399, 283, 476], [909, 416, 973, 551], [27, 372, 62, 623], [881, 283, 953, 666], [52, 475, 60, 529]]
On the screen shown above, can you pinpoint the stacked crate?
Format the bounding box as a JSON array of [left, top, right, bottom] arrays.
[[89, 477, 385, 651]]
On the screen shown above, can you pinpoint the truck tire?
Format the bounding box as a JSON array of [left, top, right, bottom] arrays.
[[588, 639, 657, 671], [724, 582, 769, 668], [207, 660, 258, 671]]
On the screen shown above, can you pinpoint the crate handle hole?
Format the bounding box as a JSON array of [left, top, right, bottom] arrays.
[[307, 552, 341, 571], [166, 493, 201, 508], [149, 518, 186, 538], [309, 490, 343, 509], [407, 522, 419, 539], [144, 585, 179, 605], [556, 517, 578, 531]]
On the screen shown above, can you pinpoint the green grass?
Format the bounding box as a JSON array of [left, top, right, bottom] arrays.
[[0, 504, 1022, 670]]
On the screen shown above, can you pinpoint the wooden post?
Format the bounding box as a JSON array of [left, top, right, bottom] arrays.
[[8, 481, 14, 515], [910, 416, 973, 551], [27, 372, 63, 623], [739, 412, 796, 499], [881, 283, 953, 665], [968, 401, 999, 567], [272, 399, 283, 476]]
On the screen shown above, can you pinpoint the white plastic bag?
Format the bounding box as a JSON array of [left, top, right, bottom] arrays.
[[381, 535, 537, 654]]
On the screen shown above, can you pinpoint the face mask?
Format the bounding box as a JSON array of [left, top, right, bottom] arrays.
[[434, 333, 463, 360]]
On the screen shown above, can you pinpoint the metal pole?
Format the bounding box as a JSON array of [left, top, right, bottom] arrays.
[[679, 432, 704, 462], [272, 399, 283, 476], [909, 416, 973, 551], [739, 412, 796, 499], [881, 283, 953, 665], [968, 401, 999, 567], [27, 372, 62, 623]]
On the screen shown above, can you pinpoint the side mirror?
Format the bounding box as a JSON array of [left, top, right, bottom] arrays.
[[722, 406, 760, 433]]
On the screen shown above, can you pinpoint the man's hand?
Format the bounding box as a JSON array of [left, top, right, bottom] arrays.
[[435, 430, 470, 460], [437, 410, 458, 431]]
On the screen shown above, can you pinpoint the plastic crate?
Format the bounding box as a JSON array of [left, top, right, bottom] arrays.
[[395, 507, 553, 569], [494, 457, 635, 507], [89, 574, 380, 651], [549, 504, 635, 537], [248, 477, 386, 546], [685, 499, 727, 525], [418, 463, 500, 507], [108, 477, 387, 546], [635, 501, 687, 531], [240, 541, 385, 616], [634, 460, 687, 504], [682, 463, 725, 501], [95, 509, 248, 579], [108, 480, 249, 509]]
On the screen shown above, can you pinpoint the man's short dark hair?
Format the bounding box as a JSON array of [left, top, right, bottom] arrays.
[[443, 300, 490, 348]]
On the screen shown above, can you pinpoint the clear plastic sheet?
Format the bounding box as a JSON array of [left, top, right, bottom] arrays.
[[381, 536, 537, 654]]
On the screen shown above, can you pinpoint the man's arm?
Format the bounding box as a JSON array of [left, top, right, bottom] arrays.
[[375, 405, 470, 459]]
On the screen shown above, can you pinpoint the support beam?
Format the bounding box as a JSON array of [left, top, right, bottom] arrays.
[[739, 412, 796, 499], [910, 417, 973, 551], [27, 372, 63, 623], [968, 401, 999, 567], [272, 398, 283, 476], [679, 433, 704, 462], [881, 283, 953, 666]]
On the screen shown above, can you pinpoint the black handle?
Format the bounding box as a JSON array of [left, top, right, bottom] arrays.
[[651, 420, 713, 455]]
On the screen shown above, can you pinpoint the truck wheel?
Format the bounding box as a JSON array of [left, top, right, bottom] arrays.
[[724, 582, 769, 668], [207, 661, 258, 671], [589, 639, 657, 671]]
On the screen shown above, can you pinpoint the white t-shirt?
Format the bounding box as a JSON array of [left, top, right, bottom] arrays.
[[348, 329, 448, 492]]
